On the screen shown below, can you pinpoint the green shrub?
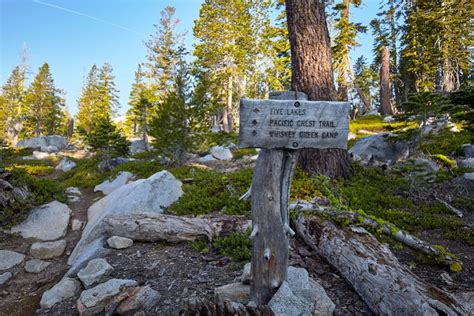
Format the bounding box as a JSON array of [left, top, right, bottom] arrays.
[[10, 164, 55, 176], [10, 169, 65, 205], [58, 157, 108, 188], [213, 230, 252, 262], [168, 167, 252, 216]]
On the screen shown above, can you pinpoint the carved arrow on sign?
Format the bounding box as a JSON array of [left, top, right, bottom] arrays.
[[252, 108, 260, 113]]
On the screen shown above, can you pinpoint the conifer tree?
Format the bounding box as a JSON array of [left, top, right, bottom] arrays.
[[149, 62, 191, 165], [331, 0, 366, 101], [75, 63, 119, 137], [76, 65, 99, 135], [400, 0, 472, 93], [145, 6, 186, 97], [85, 115, 130, 167], [125, 64, 153, 147], [24, 63, 66, 136], [193, 0, 254, 131], [0, 66, 27, 143], [353, 56, 378, 112]]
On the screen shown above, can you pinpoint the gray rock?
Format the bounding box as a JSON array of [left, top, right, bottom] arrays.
[[97, 157, 128, 172], [56, 158, 76, 172], [268, 281, 310, 316], [116, 285, 161, 314], [198, 154, 216, 162], [68, 170, 183, 273], [76, 279, 138, 315], [22, 151, 53, 160], [0, 250, 25, 270], [349, 133, 410, 166], [454, 292, 474, 315], [0, 272, 13, 285], [420, 115, 458, 135], [464, 172, 474, 181], [242, 262, 251, 284], [383, 115, 395, 123], [24, 259, 51, 273], [16, 135, 68, 152], [413, 158, 440, 172], [11, 201, 71, 241], [214, 282, 250, 304], [30, 240, 67, 259], [66, 187, 82, 203], [107, 236, 133, 249], [40, 277, 81, 309], [77, 258, 114, 289], [462, 144, 474, 158], [268, 267, 335, 316], [459, 158, 474, 169], [129, 140, 148, 154], [209, 145, 233, 160], [71, 219, 84, 231], [94, 172, 134, 195]]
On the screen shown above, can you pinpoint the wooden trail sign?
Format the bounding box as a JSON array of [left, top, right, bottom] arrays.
[[242, 91, 350, 306], [240, 99, 350, 150]]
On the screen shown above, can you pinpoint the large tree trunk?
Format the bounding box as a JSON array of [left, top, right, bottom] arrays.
[[380, 46, 394, 115], [294, 216, 469, 315], [286, 0, 352, 178], [223, 78, 233, 132]]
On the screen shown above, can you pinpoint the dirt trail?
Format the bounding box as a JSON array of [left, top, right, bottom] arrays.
[[0, 189, 100, 316]]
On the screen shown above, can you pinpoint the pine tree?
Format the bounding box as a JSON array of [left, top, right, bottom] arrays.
[[145, 6, 186, 96], [24, 63, 65, 136], [75, 63, 119, 137], [0, 66, 27, 143], [353, 56, 378, 112], [193, 0, 254, 131], [149, 62, 191, 165], [85, 115, 130, 166], [76, 65, 99, 136], [331, 0, 366, 101], [399, 0, 472, 94], [370, 0, 402, 106], [125, 64, 153, 147]]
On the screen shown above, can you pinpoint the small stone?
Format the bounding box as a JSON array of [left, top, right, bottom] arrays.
[[0, 272, 13, 285], [30, 240, 66, 259], [0, 250, 25, 270], [107, 236, 133, 250], [214, 282, 250, 304], [459, 158, 474, 169], [71, 219, 84, 231], [461, 144, 474, 158], [24, 259, 51, 273], [464, 172, 474, 181], [40, 277, 81, 309], [241, 263, 251, 284], [116, 285, 161, 314], [78, 258, 114, 289], [56, 158, 77, 172], [77, 279, 137, 315], [209, 146, 233, 160]]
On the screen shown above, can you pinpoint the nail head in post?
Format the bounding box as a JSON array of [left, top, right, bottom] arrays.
[[292, 142, 299, 148], [294, 101, 300, 107]]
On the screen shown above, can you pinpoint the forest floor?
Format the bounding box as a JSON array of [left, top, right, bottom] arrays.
[[0, 115, 473, 315]]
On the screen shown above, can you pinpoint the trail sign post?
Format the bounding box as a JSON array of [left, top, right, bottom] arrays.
[[240, 91, 350, 305]]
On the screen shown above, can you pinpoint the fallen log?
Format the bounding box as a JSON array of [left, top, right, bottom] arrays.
[[294, 215, 468, 315], [290, 200, 461, 270], [103, 213, 216, 242], [434, 195, 463, 218]]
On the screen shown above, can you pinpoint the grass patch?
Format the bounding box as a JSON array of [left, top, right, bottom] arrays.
[[232, 148, 257, 160], [349, 115, 419, 137], [420, 129, 473, 156]]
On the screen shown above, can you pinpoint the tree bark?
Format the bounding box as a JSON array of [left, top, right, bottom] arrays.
[[294, 216, 468, 315], [380, 46, 394, 115], [286, 0, 352, 178]]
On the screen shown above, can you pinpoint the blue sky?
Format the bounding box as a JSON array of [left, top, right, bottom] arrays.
[[1, 0, 379, 116]]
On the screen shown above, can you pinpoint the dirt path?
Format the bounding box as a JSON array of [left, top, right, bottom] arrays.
[[0, 189, 100, 316]]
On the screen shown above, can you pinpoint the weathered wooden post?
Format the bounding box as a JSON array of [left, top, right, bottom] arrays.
[[239, 92, 350, 305]]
